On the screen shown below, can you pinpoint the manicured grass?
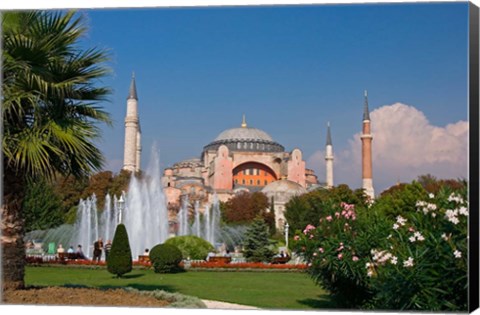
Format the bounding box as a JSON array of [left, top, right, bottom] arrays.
[[25, 266, 334, 309]]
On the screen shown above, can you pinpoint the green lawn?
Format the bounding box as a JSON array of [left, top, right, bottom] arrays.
[[25, 266, 334, 310]]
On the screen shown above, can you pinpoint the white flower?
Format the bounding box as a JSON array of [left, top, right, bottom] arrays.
[[445, 209, 460, 225], [431, 212, 437, 218], [442, 233, 449, 241], [416, 201, 427, 207], [403, 257, 414, 268], [454, 250, 462, 259], [459, 207, 468, 216], [409, 236, 416, 243], [413, 232, 425, 241], [387, 234, 392, 239], [365, 262, 371, 268], [393, 223, 399, 230], [448, 193, 465, 204], [429, 193, 434, 199], [367, 270, 373, 277], [390, 256, 398, 265], [396, 215, 407, 226]]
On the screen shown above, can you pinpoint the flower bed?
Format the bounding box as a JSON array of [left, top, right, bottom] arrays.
[[26, 256, 152, 268]]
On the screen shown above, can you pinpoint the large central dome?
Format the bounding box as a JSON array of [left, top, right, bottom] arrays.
[[214, 127, 274, 142], [203, 116, 284, 153]]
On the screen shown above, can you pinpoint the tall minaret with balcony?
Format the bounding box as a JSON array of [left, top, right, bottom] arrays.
[[325, 122, 334, 188], [123, 73, 141, 172], [361, 90, 375, 200]]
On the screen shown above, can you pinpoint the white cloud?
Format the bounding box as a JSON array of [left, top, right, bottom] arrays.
[[307, 103, 468, 194]]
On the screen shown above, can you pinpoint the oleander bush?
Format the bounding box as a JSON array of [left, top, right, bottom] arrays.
[[164, 235, 214, 260], [149, 243, 184, 274], [367, 185, 468, 311], [292, 197, 389, 308], [292, 181, 468, 311]]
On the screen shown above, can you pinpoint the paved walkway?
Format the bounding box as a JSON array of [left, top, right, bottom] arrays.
[[201, 299, 260, 310]]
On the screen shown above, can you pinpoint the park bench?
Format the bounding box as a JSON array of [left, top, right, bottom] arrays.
[[57, 252, 83, 262], [138, 255, 150, 263], [271, 256, 290, 264], [207, 256, 232, 264]]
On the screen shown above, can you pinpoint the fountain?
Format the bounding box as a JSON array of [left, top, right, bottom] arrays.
[[72, 194, 99, 258], [26, 146, 240, 259], [175, 193, 221, 247]]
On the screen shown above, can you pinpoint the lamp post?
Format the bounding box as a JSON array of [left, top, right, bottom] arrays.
[[285, 222, 289, 250], [118, 194, 125, 224]]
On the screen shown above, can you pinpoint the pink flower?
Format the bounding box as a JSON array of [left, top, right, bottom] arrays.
[[293, 235, 300, 241], [309, 234, 314, 239], [326, 216, 333, 222], [303, 224, 316, 235], [318, 247, 324, 253], [335, 212, 340, 218], [337, 245, 344, 252], [337, 253, 343, 260], [352, 256, 359, 261], [408, 227, 415, 233]]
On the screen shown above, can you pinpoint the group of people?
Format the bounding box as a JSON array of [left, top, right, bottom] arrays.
[[92, 238, 112, 262], [56, 243, 86, 259], [53, 238, 112, 262]]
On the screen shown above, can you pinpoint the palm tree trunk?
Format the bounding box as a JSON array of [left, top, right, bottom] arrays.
[[1, 161, 26, 291]]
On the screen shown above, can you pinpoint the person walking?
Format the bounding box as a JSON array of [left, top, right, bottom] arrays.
[[104, 240, 112, 261], [92, 238, 103, 263]]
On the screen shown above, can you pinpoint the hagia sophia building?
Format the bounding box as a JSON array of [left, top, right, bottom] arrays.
[[122, 75, 374, 231]]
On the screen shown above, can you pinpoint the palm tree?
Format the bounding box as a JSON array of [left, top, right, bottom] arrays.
[[2, 10, 111, 290]]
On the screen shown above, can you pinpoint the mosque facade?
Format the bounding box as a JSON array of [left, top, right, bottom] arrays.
[[122, 75, 374, 231], [159, 114, 325, 230]]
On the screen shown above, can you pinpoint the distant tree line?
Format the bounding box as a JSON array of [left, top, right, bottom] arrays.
[[23, 170, 133, 232]]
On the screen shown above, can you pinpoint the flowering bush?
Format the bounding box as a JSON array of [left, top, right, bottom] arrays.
[[293, 199, 390, 308], [293, 181, 468, 311], [366, 186, 468, 311]]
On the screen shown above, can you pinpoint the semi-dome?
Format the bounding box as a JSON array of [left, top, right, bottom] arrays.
[[261, 179, 307, 195], [203, 115, 284, 153], [173, 158, 203, 168]]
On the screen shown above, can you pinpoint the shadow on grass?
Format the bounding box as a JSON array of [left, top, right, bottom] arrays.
[[297, 293, 338, 309], [98, 283, 178, 293], [118, 273, 144, 279]]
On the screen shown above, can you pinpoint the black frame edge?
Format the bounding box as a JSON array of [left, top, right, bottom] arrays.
[[469, 1, 480, 313]]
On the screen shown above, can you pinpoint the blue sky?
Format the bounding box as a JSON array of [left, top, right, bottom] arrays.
[[80, 2, 469, 192]]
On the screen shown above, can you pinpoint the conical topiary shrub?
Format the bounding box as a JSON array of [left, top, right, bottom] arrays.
[[107, 223, 132, 278]]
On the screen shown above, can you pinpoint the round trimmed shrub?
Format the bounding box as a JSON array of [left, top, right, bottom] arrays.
[[164, 235, 214, 260], [107, 224, 132, 278], [149, 243, 183, 273]]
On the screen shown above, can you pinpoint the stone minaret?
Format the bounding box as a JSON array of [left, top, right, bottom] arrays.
[[325, 122, 334, 188], [361, 90, 375, 200], [123, 73, 141, 172]]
